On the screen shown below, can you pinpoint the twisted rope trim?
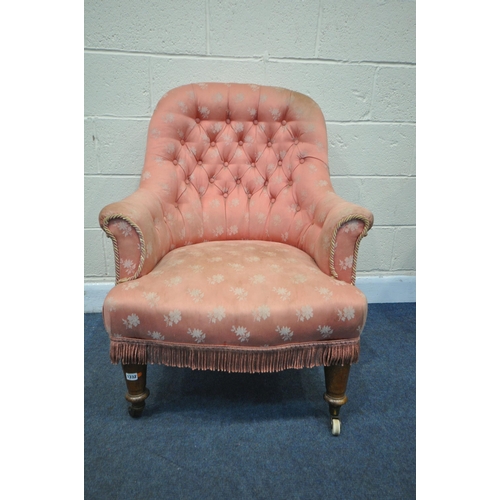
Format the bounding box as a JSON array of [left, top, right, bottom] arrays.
[[102, 214, 146, 285], [329, 215, 372, 285]]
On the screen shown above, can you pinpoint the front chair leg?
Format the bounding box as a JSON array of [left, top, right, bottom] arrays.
[[323, 363, 351, 435], [121, 363, 150, 418]]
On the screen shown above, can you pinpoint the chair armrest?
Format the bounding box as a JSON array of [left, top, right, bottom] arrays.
[[308, 192, 373, 284], [99, 189, 171, 283]]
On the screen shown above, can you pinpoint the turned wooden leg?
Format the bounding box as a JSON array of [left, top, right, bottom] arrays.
[[121, 363, 150, 418], [323, 363, 351, 435]]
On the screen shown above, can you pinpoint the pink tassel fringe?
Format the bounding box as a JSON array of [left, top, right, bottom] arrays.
[[110, 339, 360, 373]]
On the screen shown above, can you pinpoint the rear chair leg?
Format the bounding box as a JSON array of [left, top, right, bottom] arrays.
[[121, 363, 150, 418], [323, 364, 351, 436]]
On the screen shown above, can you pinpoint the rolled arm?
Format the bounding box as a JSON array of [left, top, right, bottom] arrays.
[[99, 189, 171, 283], [310, 192, 374, 284]]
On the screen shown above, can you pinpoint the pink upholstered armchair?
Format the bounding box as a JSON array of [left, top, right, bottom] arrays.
[[99, 83, 373, 435]]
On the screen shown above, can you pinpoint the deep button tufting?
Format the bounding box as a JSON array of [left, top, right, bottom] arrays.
[[251, 162, 256, 168], [282, 120, 287, 126], [180, 139, 185, 145], [173, 160, 178, 165], [224, 161, 229, 167], [210, 177, 215, 183], [300, 158, 305, 164], [211, 141, 216, 147], [278, 160, 283, 166], [267, 141, 272, 147], [235, 178, 241, 184], [226, 118, 231, 124], [185, 179, 190, 184], [270, 198, 276, 204], [264, 181, 269, 186], [296, 206, 301, 212], [223, 192, 228, 198], [198, 160, 202, 165], [238, 140, 243, 146], [195, 118, 200, 123], [294, 139, 299, 145], [247, 193, 252, 199], [288, 180, 293, 186], [253, 119, 258, 125]]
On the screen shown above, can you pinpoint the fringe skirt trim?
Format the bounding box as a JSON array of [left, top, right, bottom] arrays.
[[109, 338, 360, 373]]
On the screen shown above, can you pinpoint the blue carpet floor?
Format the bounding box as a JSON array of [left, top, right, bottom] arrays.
[[85, 303, 415, 500]]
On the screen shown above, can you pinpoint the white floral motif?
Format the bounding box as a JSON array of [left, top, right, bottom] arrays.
[[143, 292, 159, 308], [315, 287, 333, 299], [213, 225, 224, 236], [273, 287, 291, 301], [270, 108, 282, 121], [296, 305, 314, 322], [117, 221, 132, 236], [148, 331, 165, 340], [252, 305, 271, 322], [228, 225, 238, 235], [318, 326, 333, 339], [232, 326, 250, 342], [178, 101, 188, 113], [339, 256, 354, 271], [164, 310, 182, 327], [292, 274, 307, 284], [187, 328, 205, 343], [198, 106, 210, 118], [221, 133, 233, 145], [208, 307, 226, 323], [208, 256, 223, 262], [211, 122, 223, 134], [165, 276, 182, 287], [230, 287, 248, 301], [122, 314, 140, 329], [208, 274, 225, 284], [270, 265, 284, 274], [337, 307, 355, 322], [249, 274, 266, 284], [105, 297, 118, 312], [257, 213, 266, 224], [276, 326, 293, 342], [121, 259, 136, 275], [189, 265, 204, 273], [124, 281, 140, 290], [246, 256, 261, 263], [343, 221, 362, 233], [228, 263, 245, 271], [187, 289, 204, 302], [233, 122, 244, 133]]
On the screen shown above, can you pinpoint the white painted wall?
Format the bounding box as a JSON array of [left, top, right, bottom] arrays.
[[84, 0, 416, 303]]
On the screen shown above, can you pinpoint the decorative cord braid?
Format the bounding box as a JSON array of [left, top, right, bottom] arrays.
[[102, 214, 146, 285], [329, 215, 372, 285]]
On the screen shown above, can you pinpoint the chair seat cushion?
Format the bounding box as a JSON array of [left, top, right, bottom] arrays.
[[103, 241, 368, 348]]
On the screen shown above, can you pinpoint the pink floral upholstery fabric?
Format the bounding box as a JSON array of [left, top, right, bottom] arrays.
[[99, 83, 373, 360], [103, 240, 368, 347]]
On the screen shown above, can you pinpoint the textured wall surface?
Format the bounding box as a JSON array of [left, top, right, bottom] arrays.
[[84, 0, 416, 283]]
